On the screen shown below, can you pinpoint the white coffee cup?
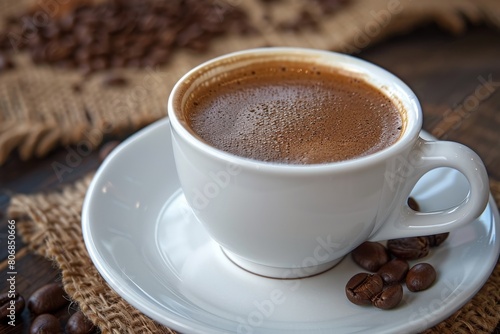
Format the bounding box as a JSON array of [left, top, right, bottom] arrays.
[[168, 48, 489, 279]]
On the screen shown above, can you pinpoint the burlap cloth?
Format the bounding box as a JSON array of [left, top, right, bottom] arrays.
[[4, 0, 500, 333], [2, 0, 500, 164]]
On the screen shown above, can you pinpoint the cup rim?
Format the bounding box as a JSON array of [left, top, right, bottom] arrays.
[[168, 47, 422, 173]]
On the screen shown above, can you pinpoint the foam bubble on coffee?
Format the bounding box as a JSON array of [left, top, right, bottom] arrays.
[[185, 61, 403, 164]]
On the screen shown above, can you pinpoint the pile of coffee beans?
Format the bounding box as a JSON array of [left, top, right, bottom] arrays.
[[0, 283, 97, 333], [345, 197, 448, 310], [0, 0, 253, 74], [0, 0, 357, 75]]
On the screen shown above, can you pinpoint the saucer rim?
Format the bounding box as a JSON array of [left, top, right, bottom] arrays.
[[82, 118, 500, 334]]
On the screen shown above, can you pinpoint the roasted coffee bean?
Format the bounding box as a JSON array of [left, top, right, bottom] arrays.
[[345, 273, 384, 305], [90, 57, 108, 71], [372, 284, 403, 310], [99, 141, 121, 161], [407, 197, 420, 211], [28, 283, 69, 314], [66, 311, 97, 334], [102, 73, 128, 87], [351, 241, 389, 272], [41, 25, 61, 40], [126, 58, 142, 68], [426, 233, 449, 247], [111, 57, 127, 68], [30, 314, 62, 334], [387, 237, 429, 260], [406, 263, 436, 292], [376, 259, 409, 285], [74, 48, 91, 63], [59, 14, 76, 32], [0, 292, 25, 322]]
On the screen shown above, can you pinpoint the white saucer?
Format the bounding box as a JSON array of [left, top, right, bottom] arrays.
[[82, 119, 500, 334]]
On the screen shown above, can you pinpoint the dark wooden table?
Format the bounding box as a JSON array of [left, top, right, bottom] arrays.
[[1, 24, 500, 333]]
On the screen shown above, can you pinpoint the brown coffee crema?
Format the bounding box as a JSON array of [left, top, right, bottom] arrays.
[[184, 60, 403, 164]]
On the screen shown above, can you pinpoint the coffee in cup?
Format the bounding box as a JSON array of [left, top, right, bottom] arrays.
[[182, 60, 404, 164]]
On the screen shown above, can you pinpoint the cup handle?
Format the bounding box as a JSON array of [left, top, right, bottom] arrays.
[[370, 137, 490, 241]]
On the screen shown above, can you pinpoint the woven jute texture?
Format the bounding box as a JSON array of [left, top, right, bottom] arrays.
[[1, 0, 500, 165], [4, 0, 500, 333], [7, 177, 500, 333]]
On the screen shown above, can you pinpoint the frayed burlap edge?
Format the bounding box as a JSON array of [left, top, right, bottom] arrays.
[[7, 176, 500, 333], [1, 0, 500, 165]]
